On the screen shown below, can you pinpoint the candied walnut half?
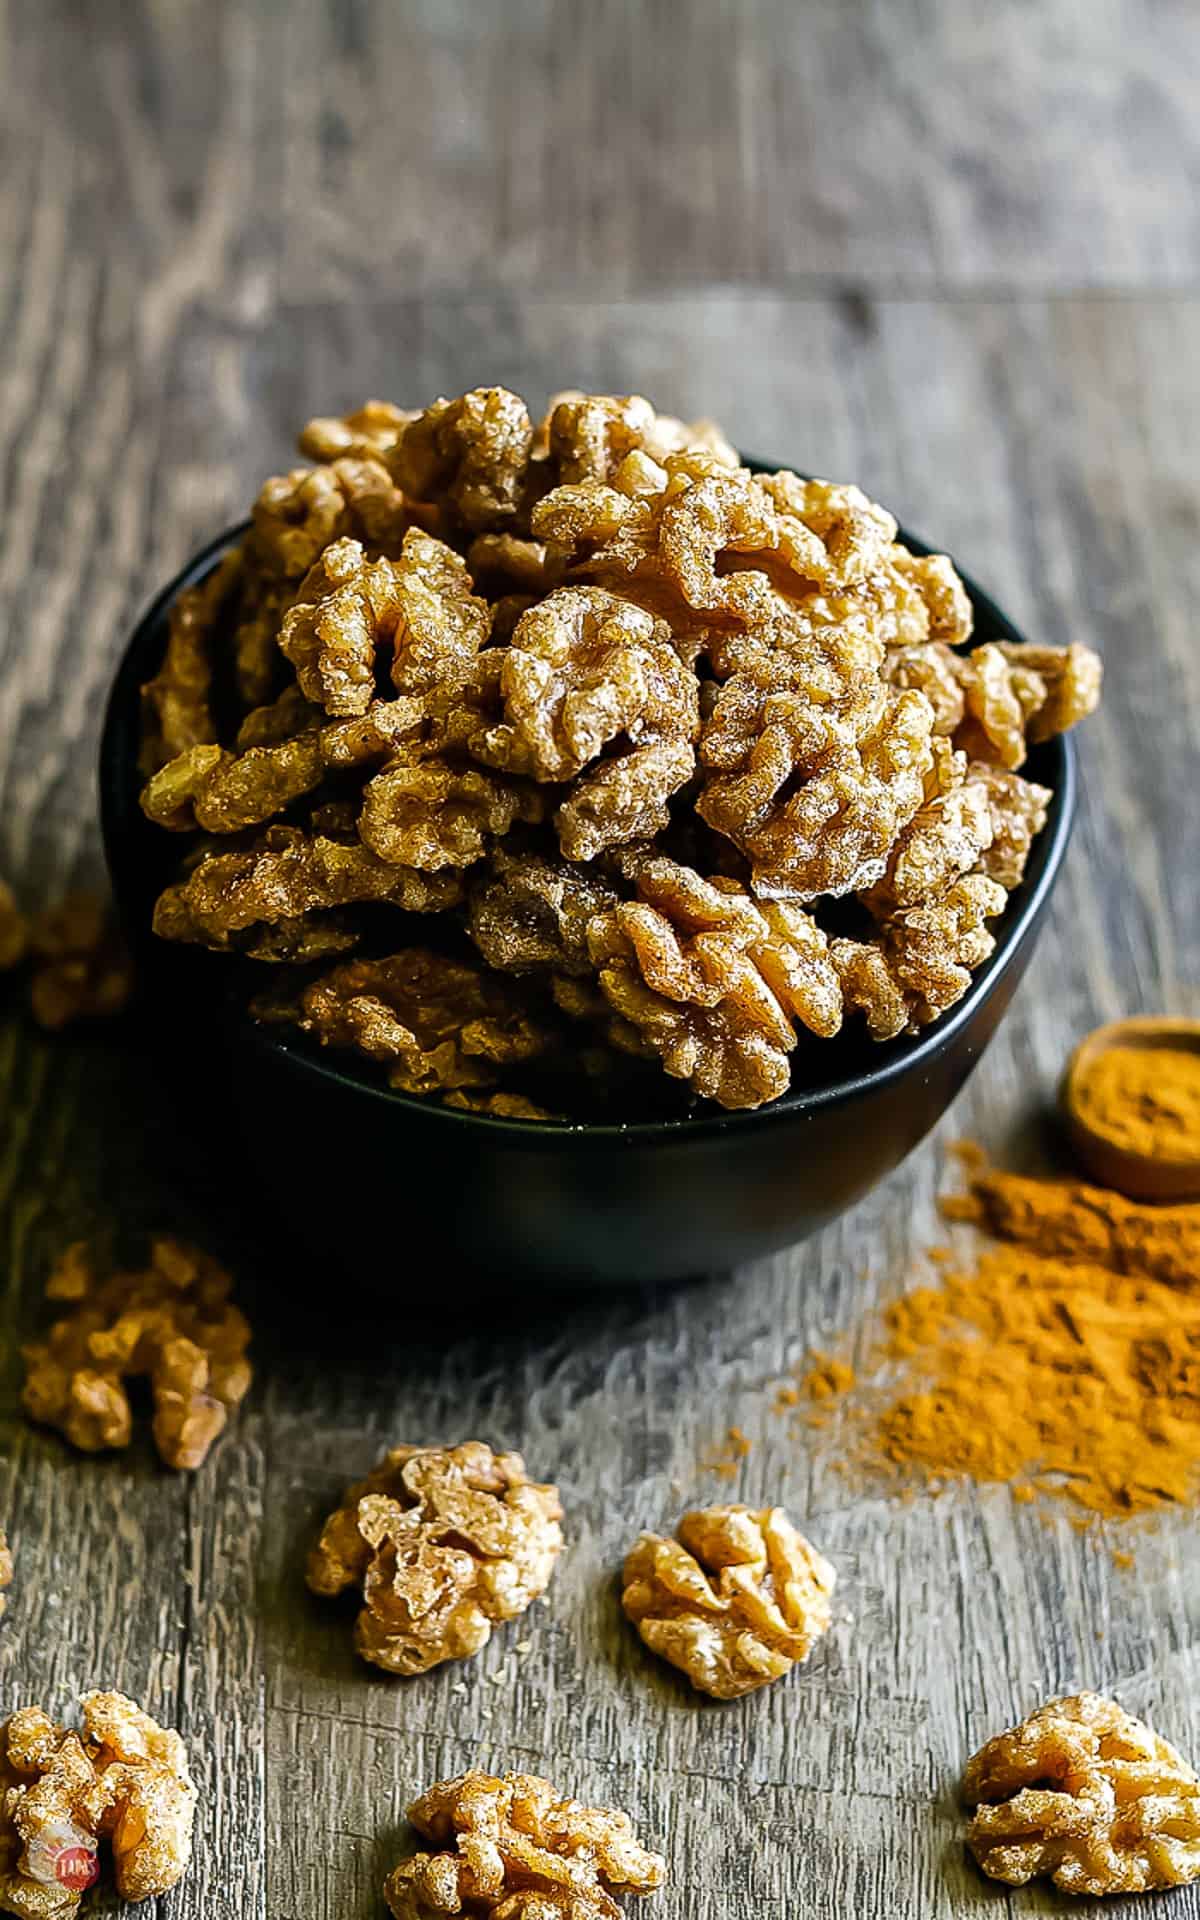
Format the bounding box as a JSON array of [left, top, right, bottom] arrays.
[[966, 762, 1052, 890], [390, 388, 534, 532], [963, 1693, 1200, 1896], [384, 1769, 666, 1920], [467, 847, 621, 978], [152, 827, 463, 950], [832, 871, 1007, 1040], [586, 857, 841, 1109], [360, 758, 547, 871], [297, 949, 555, 1096], [299, 399, 416, 463], [307, 1443, 563, 1675], [0, 1692, 196, 1916], [22, 1237, 251, 1471], [996, 640, 1103, 744], [701, 687, 936, 902], [861, 763, 994, 914], [25, 897, 133, 1032], [472, 587, 699, 782], [622, 1504, 836, 1700]]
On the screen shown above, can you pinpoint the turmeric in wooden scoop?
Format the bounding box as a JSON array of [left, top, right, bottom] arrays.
[[1063, 1017, 1200, 1200]]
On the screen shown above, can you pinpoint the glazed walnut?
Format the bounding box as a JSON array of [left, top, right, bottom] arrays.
[[587, 856, 842, 1109], [22, 1238, 251, 1471], [384, 1769, 666, 1920], [25, 897, 133, 1032], [472, 587, 698, 782], [622, 1505, 836, 1699], [153, 826, 463, 951], [307, 1443, 563, 1675], [963, 1693, 1200, 1896], [833, 872, 1007, 1041], [0, 1692, 195, 1917], [701, 688, 937, 902], [390, 388, 534, 532], [296, 949, 556, 1096]]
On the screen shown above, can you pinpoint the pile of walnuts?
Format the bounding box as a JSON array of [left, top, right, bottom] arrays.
[[138, 387, 1101, 1112]]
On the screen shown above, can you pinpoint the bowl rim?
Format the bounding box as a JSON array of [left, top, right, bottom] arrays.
[[101, 497, 1077, 1148]]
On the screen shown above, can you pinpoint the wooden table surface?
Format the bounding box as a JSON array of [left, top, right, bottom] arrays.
[[3, 3, 1200, 1915]]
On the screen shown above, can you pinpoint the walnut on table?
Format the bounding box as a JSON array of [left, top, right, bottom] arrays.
[[622, 1504, 836, 1700], [962, 1692, 1200, 1896], [384, 1769, 666, 1920], [0, 1692, 196, 1918], [307, 1442, 563, 1675], [0, 883, 28, 972], [22, 1237, 251, 1471], [25, 897, 133, 1032]]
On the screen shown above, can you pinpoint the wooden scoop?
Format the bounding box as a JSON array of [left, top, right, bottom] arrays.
[[1062, 1016, 1200, 1202]]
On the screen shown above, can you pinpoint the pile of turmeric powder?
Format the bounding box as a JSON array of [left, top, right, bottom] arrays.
[[807, 1145, 1200, 1519], [1073, 1042, 1200, 1163]]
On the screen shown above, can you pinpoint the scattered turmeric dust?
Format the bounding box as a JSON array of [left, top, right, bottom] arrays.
[[800, 1147, 1200, 1524], [802, 1354, 857, 1401], [701, 1425, 753, 1479]]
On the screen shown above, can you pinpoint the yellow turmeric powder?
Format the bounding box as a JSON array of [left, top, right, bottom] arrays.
[[811, 1152, 1200, 1519], [1073, 1043, 1200, 1163]]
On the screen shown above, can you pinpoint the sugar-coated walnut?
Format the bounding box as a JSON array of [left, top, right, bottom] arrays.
[[384, 1768, 666, 1919], [390, 388, 534, 532], [0, 1691, 195, 1916], [467, 848, 621, 978], [861, 762, 994, 913], [297, 950, 554, 1095], [0, 1533, 10, 1620], [387, 528, 493, 696], [0, 883, 27, 972], [472, 587, 698, 782], [360, 758, 547, 870], [152, 827, 463, 948], [279, 536, 397, 716], [963, 1693, 1200, 1895], [142, 733, 325, 834], [556, 736, 698, 863], [308, 1443, 563, 1676], [139, 550, 241, 772], [622, 1505, 836, 1700], [701, 688, 936, 902], [832, 871, 1007, 1040], [995, 640, 1103, 743], [586, 857, 841, 1109], [966, 762, 1052, 890], [299, 400, 415, 463], [22, 1238, 251, 1470], [25, 897, 132, 1032]]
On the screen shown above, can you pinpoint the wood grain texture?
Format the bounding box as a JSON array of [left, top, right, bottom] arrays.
[[2, 3, 1200, 1917]]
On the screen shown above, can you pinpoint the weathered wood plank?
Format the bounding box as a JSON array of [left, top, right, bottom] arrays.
[[5, 0, 1200, 301]]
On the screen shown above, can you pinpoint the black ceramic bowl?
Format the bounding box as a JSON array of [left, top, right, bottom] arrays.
[[101, 506, 1076, 1290]]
